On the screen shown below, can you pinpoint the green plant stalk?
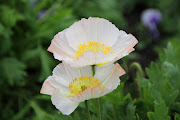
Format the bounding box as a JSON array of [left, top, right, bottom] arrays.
[[92, 65, 102, 120], [92, 65, 95, 76], [129, 62, 144, 79], [97, 98, 102, 120], [129, 62, 144, 98], [85, 100, 91, 120], [112, 104, 117, 120]]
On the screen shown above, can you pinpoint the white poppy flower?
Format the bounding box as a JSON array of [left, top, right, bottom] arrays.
[[48, 17, 138, 67], [40, 62, 125, 115]]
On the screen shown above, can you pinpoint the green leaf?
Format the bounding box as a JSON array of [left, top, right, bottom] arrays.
[[134, 99, 154, 120], [160, 42, 180, 65], [117, 94, 136, 120], [73, 112, 81, 120], [72, 0, 126, 28], [0, 6, 24, 27], [102, 82, 124, 105], [172, 102, 180, 113], [39, 46, 54, 81], [30, 101, 55, 120], [0, 58, 26, 86], [162, 62, 180, 91], [175, 113, 180, 120], [21, 48, 40, 62], [11, 104, 31, 120], [125, 101, 136, 120], [145, 62, 179, 106], [147, 101, 170, 120], [0, 27, 12, 55], [36, 5, 76, 40]]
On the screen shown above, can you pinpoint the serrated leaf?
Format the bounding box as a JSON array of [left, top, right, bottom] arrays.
[[116, 94, 136, 120], [162, 62, 180, 91], [137, 78, 149, 89], [0, 58, 26, 86], [145, 62, 179, 106], [160, 42, 180, 65], [147, 101, 170, 120], [134, 99, 154, 120], [125, 102, 136, 120]]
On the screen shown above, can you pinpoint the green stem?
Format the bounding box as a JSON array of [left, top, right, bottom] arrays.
[[92, 65, 95, 76], [85, 100, 91, 120], [92, 65, 101, 120], [129, 62, 144, 98], [112, 104, 117, 120], [96, 98, 102, 120], [129, 62, 144, 79]]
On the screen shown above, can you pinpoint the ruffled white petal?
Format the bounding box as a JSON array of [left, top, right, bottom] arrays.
[[52, 63, 72, 87], [40, 76, 56, 95], [65, 17, 120, 50], [71, 86, 109, 102], [94, 63, 125, 89], [66, 51, 114, 67], [40, 75, 71, 96], [51, 89, 79, 115], [66, 51, 95, 67], [78, 64, 93, 77], [48, 29, 76, 61], [71, 63, 125, 102], [41, 62, 93, 96], [94, 51, 114, 64], [63, 61, 93, 79], [52, 62, 93, 86], [111, 34, 138, 60]]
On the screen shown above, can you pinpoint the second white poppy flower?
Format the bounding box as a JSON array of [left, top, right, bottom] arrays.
[[40, 62, 125, 115]]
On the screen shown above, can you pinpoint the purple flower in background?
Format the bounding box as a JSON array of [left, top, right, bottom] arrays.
[[38, 10, 46, 19], [141, 9, 162, 39], [31, 0, 39, 7]]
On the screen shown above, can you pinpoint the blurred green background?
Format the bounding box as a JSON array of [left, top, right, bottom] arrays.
[[0, 0, 180, 120]]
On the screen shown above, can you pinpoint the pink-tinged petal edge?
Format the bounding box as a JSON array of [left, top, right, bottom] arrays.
[[114, 34, 138, 61], [48, 45, 53, 53], [129, 48, 135, 53], [40, 78, 55, 95], [114, 63, 126, 76], [127, 35, 138, 54]]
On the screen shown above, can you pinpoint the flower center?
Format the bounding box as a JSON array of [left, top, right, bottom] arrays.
[[68, 76, 101, 97], [75, 41, 113, 58]]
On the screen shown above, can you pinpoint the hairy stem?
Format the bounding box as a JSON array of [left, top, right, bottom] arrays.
[[96, 98, 102, 120], [92, 65, 101, 120], [85, 100, 91, 120]]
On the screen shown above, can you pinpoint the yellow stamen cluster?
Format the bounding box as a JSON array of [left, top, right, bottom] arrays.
[[75, 41, 113, 58], [68, 76, 101, 97]]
